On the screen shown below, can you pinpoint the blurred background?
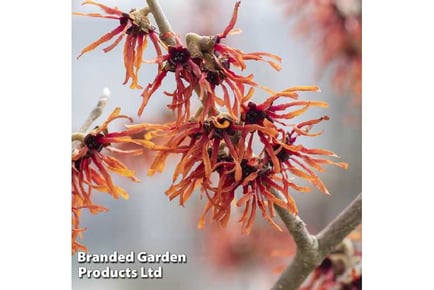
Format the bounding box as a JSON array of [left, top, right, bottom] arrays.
[[72, 0, 361, 289]]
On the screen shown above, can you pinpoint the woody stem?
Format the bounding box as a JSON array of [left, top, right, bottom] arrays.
[[146, 0, 176, 46], [271, 190, 362, 290], [72, 88, 110, 153], [78, 89, 109, 133]]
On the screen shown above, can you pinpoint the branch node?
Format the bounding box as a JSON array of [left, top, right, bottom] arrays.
[[271, 192, 362, 290]]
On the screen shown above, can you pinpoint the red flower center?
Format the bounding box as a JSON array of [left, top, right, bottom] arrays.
[[240, 159, 258, 179], [243, 102, 272, 125], [206, 70, 225, 87], [84, 133, 106, 152], [273, 132, 297, 163], [168, 46, 191, 66]]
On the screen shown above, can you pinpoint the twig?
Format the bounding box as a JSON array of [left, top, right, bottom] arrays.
[[271, 191, 362, 290], [72, 88, 110, 153], [78, 87, 110, 133], [317, 193, 362, 254], [146, 0, 176, 46]]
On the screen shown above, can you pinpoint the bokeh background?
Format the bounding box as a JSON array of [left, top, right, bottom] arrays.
[[72, 0, 361, 289]]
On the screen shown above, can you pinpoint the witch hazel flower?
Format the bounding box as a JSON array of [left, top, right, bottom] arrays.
[[138, 35, 203, 120], [74, 0, 163, 89], [240, 86, 348, 192], [72, 108, 156, 254]]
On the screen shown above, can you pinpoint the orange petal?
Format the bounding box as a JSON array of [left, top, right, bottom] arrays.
[[283, 86, 320, 92], [102, 23, 130, 53], [77, 25, 125, 59], [81, 0, 123, 16], [219, 1, 241, 39]]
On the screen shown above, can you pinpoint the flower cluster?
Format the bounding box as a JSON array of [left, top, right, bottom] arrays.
[[129, 86, 347, 234], [283, 0, 362, 102], [73, 0, 349, 254], [138, 1, 281, 122]]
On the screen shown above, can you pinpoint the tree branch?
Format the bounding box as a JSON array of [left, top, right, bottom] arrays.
[[272, 190, 317, 251], [72, 88, 110, 153], [146, 0, 176, 46], [271, 189, 320, 290], [78, 87, 110, 133], [317, 193, 362, 254], [271, 191, 362, 290]]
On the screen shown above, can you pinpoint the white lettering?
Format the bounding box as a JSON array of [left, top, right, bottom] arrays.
[[136, 251, 187, 263], [77, 252, 86, 263], [140, 267, 163, 278], [78, 267, 87, 278], [75, 251, 136, 263]]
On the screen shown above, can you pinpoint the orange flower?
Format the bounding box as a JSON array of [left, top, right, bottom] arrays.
[[74, 0, 162, 89], [240, 87, 348, 194], [139, 40, 203, 120], [72, 108, 146, 255], [197, 151, 298, 234]]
